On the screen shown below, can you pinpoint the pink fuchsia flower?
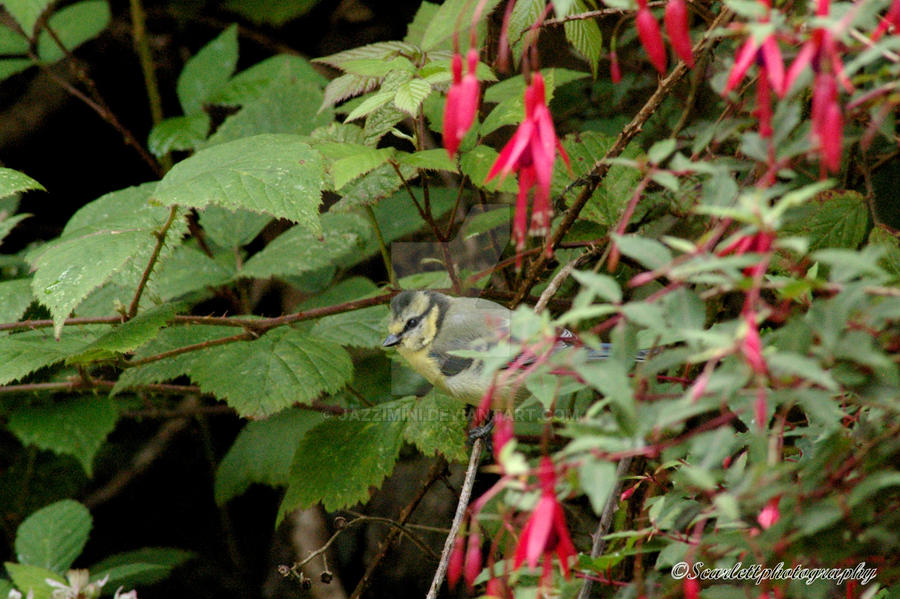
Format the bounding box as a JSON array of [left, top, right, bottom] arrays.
[[717, 230, 774, 278], [872, 0, 900, 40], [811, 72, 843, 173], [443, 48, 480, 159], [722, 0, 785, 97], [513, 457, 577, 585], [463, 527, 483, 590], [664, 0, 694, 66], [492, 412, 514, 456], [684, 575, 700, 599], [447, 533, 466, 589], [610, 49, 622, 83], [485, 72, 570, 264], [757, 496, 781, 529], [485, 576, 512, 599], [635, 0, 667, 74], [741, 309, 767, 376]]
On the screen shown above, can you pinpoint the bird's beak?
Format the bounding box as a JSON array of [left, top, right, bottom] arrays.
[[382, 333, 401, 347]]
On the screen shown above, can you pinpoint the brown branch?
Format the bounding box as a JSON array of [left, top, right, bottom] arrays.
[[508, 7, 735, 308], [351, 456, 450, 599], [127, 205, 180, 319], [123, 332, 255, 368]]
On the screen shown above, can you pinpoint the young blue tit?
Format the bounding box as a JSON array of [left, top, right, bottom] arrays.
[[382, 290, 622, 408]]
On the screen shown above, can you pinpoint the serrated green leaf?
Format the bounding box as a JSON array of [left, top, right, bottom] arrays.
[[89, 547, 194, 589], [200, 206, 270, 248], [8, 397, 118, 475], [211, 55, 327, 106], [331, 147, 394, 190], [0, 213, 29, 246], [344, 90, 395, 123], [67, 304, 180, 364], [612, 234, 673, 270], [223, 0, 319, 25], [870, 224, 900, 279], [152, 134, 324, 234], [420, 0, 503, 50], [36, 1, 110, 64], [769, 352, 838, 390], [5, 563, 65, 599], [279, 399, 410, 517], [241, 212, 370, 279], [402, 390, 468, 461], [0, 328, 100, 385], [396, 148, 457, 172], [780, 190, 869, 251], [580, 459, 617, 515], [215, 408, 326, 503], [0, 279, 33, 322], [648, 138, 677, 164], [572, 270, 622, 303], [14, 500, 91, 574], [321, 73, 379, 110], [404, 1, 440, 45], [205, 79, 333, 147], [3, 0, 52, 34], [0, 167, 45, 198], [315, 41, 418, 70], [563, 0, 602, 77], [311, 298, 388, 349], [147, 114, 211, 157], [393, 78, 432, 115], [363, 103, 407, 145], [177, 24, 238, 115], [330, 163, 415, 211], [460, 145, 518, 193], [149, 245, 235, 301], [341, 56, 415, 77]]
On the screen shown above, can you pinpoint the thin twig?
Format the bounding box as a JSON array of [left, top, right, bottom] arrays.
[[576, 457, 633, 599], [509, 7, 735, 308], [129, 0, 172, 171], [350, 457, 449, 599], [365, 205, 398, 288], [425, 438, 484, 599], [534, 253, 582, 314], [128, 205, 180, 319]]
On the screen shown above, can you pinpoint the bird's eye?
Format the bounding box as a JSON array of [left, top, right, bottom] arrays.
[[404, 316, 420, 331]]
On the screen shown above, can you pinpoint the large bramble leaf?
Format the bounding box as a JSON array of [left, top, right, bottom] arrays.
[[28, 183, 186, 336], [0, 167, 45, 199], [404, 1, 440, 46], [5, 563, 66, 599], [14, 500, 91, 574], [152, 134, 325, 235], [780, 190, 869, 251], [0, 327, 101, 385], [310, 278, 388, 348], [0, 213, 29, 246], [278, 398, 412, 518], [402, 390, 468, 461], [314, 41, 418, 70], [8, 397, 119, 475], [147, 114, 211, 157], [240, 212, 371, 280], [89, 548, 195, 589], [66, 303, 181, 364], [223, 0, 319, 25], [321, 74, 379, 111], [393, 78, 432, 116], [35, 1, 110, 64], [215, 408, 326, 503], [177, 24, 239, 115], [211, 54, 327, 106], [461, 145, 519, 194], [564, 0, 603, 77], [150, 245, 236, 301], [419, 0, 503, 50], [869, 224, 900, 279], [199, 206, 271, 248]]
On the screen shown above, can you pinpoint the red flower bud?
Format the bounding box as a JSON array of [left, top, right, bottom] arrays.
[[443, 49, 480, 159], [447, 533, 465, 589], [463, 530, 483, 590], [684, 575, 700, 599], [636, 7, 667, 74], [664, 0, 694, 66], [757, 496, 780, 529]]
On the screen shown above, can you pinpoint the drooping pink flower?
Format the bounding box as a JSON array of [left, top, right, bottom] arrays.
[[664, 0, 694, 66], [493, 412, 514, 456], [635, 0, 667, 74], [513, 457, 577, 585], [872, 0, 900, 40], [485, 72, 570, 265], [717, 230, 774, 278], [485, 576, 511, 599], [443, 48, 480, 159], [741, 309, 767, 376], [757, 496, 781, 529], [811, 72, 843, 173], [684, 575, 700, 599], [610, 49, 622, 83], [463, 527, 483, 590], [447, 533, 466, 589]]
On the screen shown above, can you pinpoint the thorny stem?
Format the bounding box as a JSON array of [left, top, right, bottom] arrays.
[[365, 205, 398, 288], [508, 7, 735, 309], [127, 205, 180, 319], [425, 438, 484, 599]]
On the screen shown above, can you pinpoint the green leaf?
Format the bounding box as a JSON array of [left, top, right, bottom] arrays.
[[177, 24, 239, 115], [460, 145, 518, 193], [149, 245, 235, 301], [36, 1, 110, 64], [780, 190, 869, 251], [579, 459, 617, 515], [403, 390, 468, 461], [205, 78, 333, 147], [330, 146, 394, 190], [344, 90, 395, 123], [404, 1, 440, 45], [119, 326, 353, 418], [0, 213, 29, 246], [563, 0, 602, 77], [200, 206, 270, 248], [396, 149, 458, 173], [769, 352, 838, 390], [341, 56, 415, 78], [152, 134, 325, 234], [0, 167, 45, 198], [321, 73, 379, 110], [215, 408, 326, 503], [3, 0, 53, 34], [0, 279, 33, 322], [89, 547, 194, 589], [14, 500, 91, 574], [330, 162, 417, 211], [870, 224, 900, 279], [279, 399, 410, 517], [393, 78, 432, 116], [5, 563, 66, 599], [211, 54, 327, 105], [356, 186, 458, 257], [147, 114, 211, 157], [311, 302, 388, 348], [419, 0, 503, 50], [8, 397, 119, 476], [223, 0, 320, 25], [611, 234, 673, 270], [0, 328, 100, 385], [241, 213, 370, 280], [571, 271, 622, 303], [315, 41, 418, 70], [67, 304, 181, 364]]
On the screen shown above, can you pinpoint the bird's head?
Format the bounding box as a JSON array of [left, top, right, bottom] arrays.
[[383, 290, 449, 352]]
